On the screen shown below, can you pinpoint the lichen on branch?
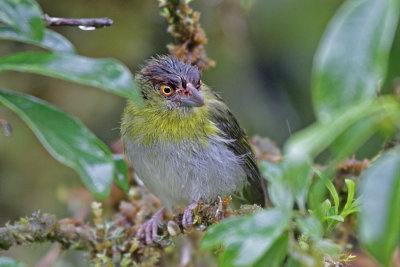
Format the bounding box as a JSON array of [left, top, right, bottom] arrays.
[[159, 0, 216, 70], [0, 188, 238, 266]]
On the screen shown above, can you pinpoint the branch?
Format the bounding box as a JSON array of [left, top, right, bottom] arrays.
[[160, 0, 215, 70], [43, 14, 113, 29], [0, 188, 258, 266]]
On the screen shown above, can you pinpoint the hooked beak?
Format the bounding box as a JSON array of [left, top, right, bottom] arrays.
[[181, 83, 205, 107]]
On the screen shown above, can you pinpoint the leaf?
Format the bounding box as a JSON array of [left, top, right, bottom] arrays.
[[113, 154, 129, 192], [254, 234, 288, 267], [296, 216, 323, 240], [313, 168, 340, 214], [330, 117, 378, 160], [359, 149, 400, 266], [325, 215, 344, 222], [312, 0, 400, 121], [284, 99, 400, 218], [260, 160, 293, 208], [281, 154, 312, 211], [341, 179, 358, 218], [284, 97, 400, 161], [0, 0, 44, 41], [0, 90, 114, 198], [314, 239, 342, 260], [0, 52, 143, 104], [285, 258, 303, 267], [0, 257, 27, 267], [202, 208, 291, 266], [0, 25, 75, 53]]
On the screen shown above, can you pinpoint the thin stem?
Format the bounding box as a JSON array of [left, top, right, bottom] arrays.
[[43, 14, 113, 28]]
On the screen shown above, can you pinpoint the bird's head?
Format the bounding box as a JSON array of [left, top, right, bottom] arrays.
[[136, 55, 205, 110]]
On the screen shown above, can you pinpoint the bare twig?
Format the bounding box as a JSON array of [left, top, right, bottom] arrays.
[[43, 14, 113, 29]]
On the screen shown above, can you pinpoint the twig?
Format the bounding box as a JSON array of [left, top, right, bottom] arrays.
[[160, 0, 215, 70], [43, 14, 113, 29]]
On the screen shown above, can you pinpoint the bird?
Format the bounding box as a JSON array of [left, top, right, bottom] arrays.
[[121, 55, 266, 245]]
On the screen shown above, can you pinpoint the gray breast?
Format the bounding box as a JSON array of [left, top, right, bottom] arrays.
[[124, 136, 247, 210]]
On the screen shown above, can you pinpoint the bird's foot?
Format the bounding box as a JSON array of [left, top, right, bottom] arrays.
[[182, 202, 199, 230], [136, 208, 165, 245]]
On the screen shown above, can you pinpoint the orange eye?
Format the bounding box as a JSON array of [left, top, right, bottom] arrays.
[[160, 85, 173, 96]]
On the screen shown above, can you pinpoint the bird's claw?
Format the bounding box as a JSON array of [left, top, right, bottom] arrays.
[[136, 208, 165, 245], [182, 202, 199, 230]]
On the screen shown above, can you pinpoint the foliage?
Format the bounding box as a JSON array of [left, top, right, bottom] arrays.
[[0, 0, 139, 198], [1, 0, 400, 266], [0, 257, 26, 267], [203, 0, 400, 266]]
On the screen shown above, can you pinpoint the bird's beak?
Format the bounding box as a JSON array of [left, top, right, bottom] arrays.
[[181, 83, 206, 107]]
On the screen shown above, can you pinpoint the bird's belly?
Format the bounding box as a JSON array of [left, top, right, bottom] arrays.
[[124, 139, 247, 210]]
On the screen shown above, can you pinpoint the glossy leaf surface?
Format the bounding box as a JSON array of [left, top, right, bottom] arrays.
[[254, 234, 288, 267], [0, 90, 114, 198], [0, 0, 44, 41], [0, 52, 142, 104], [113, 154, 129, 192], [0, 25, 75, 53], [312, 0, 399, 121], [285, 98, 400, 160], [359, 150, 400, 266], [202, 208, 291, 266], [260, 160, 293, 208]]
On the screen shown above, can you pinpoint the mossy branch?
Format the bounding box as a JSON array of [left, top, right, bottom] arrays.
[[0, 211, 93, 251], [159, 0, 215, 70], [0, 189, 261, 266]]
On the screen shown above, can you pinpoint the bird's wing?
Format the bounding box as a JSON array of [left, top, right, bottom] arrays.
[[208, 94, 267, 207]]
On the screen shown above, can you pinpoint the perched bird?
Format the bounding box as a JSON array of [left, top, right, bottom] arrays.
[[121, 55, 266, 245]]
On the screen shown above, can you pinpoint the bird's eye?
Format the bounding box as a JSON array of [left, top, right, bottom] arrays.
[[160, 85, 173, 96]]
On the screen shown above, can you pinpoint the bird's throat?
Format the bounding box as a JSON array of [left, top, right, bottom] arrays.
[[121, 101, 219, 145]]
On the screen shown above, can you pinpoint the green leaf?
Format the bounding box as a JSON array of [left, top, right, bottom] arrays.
[[313, 168, 340, 215], [0, 25, 75, 53], [296, 216, 323, 240], [330, 117, 378, 160], [325, 215, 344, 222], [312, 0, 400, 121], [285, 258, 303, 267], [260, 160, 293, 208], [320, 199, 332, 217], [113, 154, 129, 192], [359, 149, 400, 266], [254, 234, 288, 267], [281, 155, 312, 211], [0, 257, 27, 267], [0, 52, 143, 104], [0, 0, 44, 41], [341, 179, 358, 218], [314, 239, 342, 260], [284, 97, 400, 161], [202, 208, 291, 266], [0, 90, 114, 198], [285, 99, 400, 222]]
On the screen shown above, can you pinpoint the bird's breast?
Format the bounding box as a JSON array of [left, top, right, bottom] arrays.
[[124, 136, 247, 210]]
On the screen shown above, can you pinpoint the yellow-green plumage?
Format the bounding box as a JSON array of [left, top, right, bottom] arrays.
[[122, 86, 219, 145]]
